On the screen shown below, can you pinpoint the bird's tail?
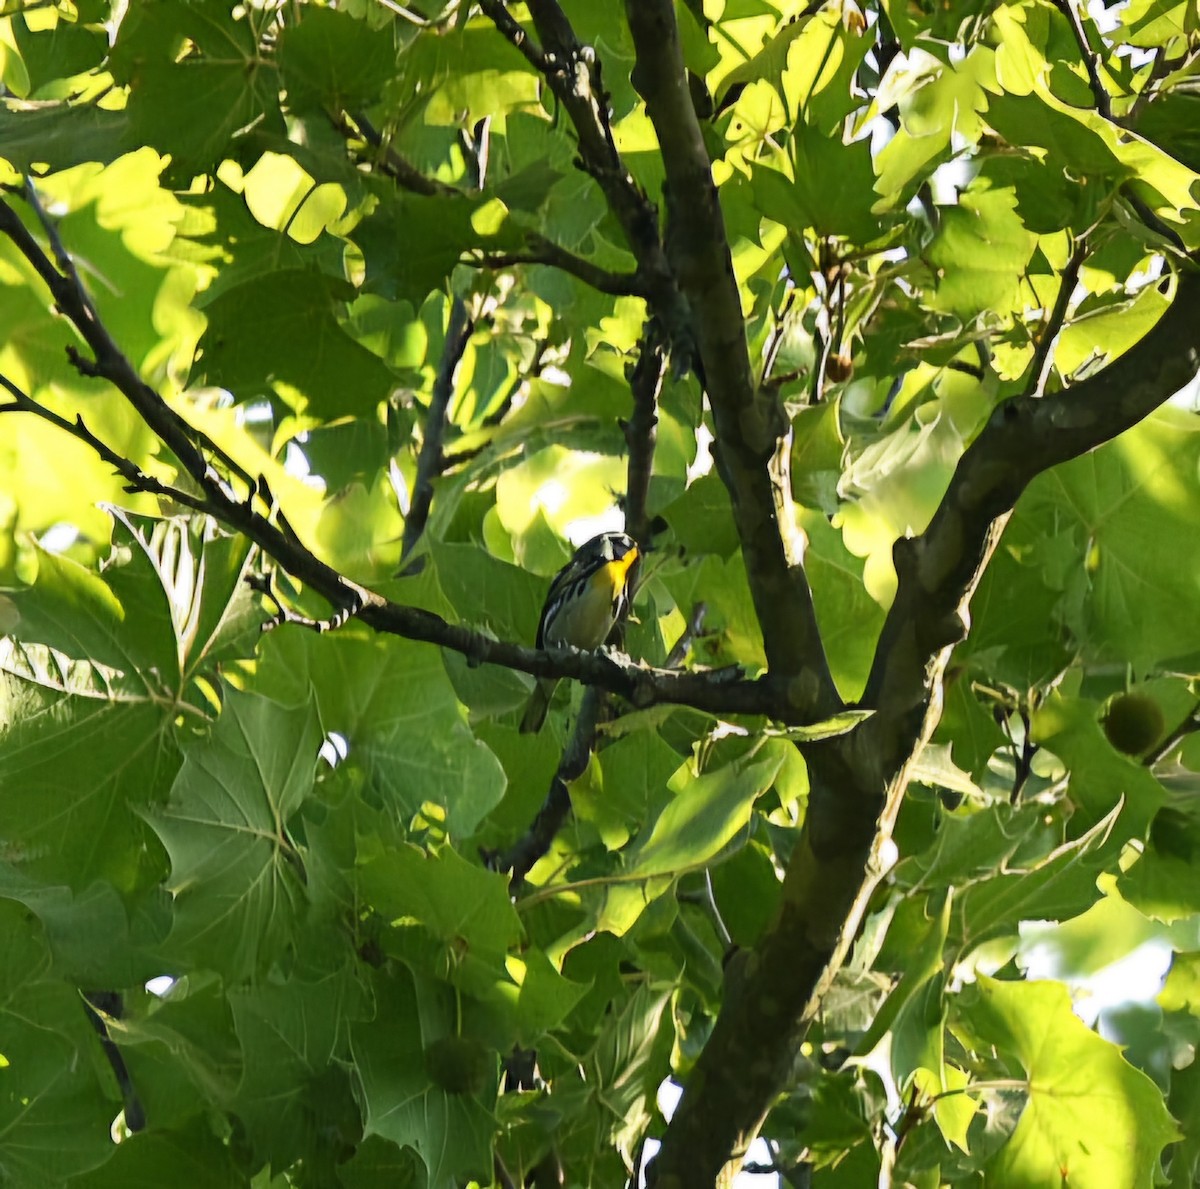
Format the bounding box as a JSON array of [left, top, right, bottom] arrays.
[[519, 679, 557, 734]]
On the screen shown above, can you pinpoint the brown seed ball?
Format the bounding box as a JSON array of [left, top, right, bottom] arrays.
[[825, 353, 854, 383]]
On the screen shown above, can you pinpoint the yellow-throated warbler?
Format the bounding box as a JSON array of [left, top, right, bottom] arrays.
[[520, 531, 640, 734]]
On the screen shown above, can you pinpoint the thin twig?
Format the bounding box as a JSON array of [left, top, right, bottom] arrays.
[[400, 296, 476, 563], [1122, 187, 1190, 255], [475, 0, 552, 73], [335, 110, 462, 198], [489, 685, 602, 888], [703, 869, 733, 948], [1125, 46, 1193, 123], [1049, 0, 1112, 120], [622, 320, 667, 545], [481, 336, 551, 428], [1146, 703, 1200, 766], [466, 235, 647, 297], [664, 603, 707, 668], [493, 1154, 518, 1189], [1029, 236, 1088, 396], [0, 373, 210, 515]]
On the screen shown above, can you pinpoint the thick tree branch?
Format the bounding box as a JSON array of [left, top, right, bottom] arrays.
[[400, 296, 475, 563], [624, 0, 838, 711], [647, 269, 1200, 1186], [866, 270, 1200, 728]]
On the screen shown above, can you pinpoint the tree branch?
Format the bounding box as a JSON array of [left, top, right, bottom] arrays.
[[0, 189, 841, 724], [400, 295, 476, 563], [647, 268, 1200, 1185], [495, 324, 667, 881], [867, 269, 1200, 728], [489, 686, 602, 886], [335, 110, 462, 198], [476, 1, 689, 345], [622, 320, 667, 547], [0, 374, 210, 516], [1049, 0, 1113, 121], [465, 233, 647, 297], [624, 0, 838, 710], [1027, 236, 1088, 396]]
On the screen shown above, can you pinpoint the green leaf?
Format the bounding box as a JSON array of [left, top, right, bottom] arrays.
[[953, 800, 1128, 957], [196, 270, 395, 420], [0, 683, 174, 893], [799, 511, 885, 703], [228, 967, 366, 1168], [586, 981, 673, 1163], [926, 182, 1037, 319], [512, 947, 590, 1047], [352, 967, 496, 1188], [1019, 408, 1200, 669], [0, 902, 117, 1188], [752, 127, 882, 243], [625, 754, 784, 878], [0, 105, 129, 173], [109, 0, 285, 180], [256, 629, 507, 837], [107, 974, 243, 1130], [10, 12, 107, 93], [354, 190, 487, 306], [874, 48, 994, 205], [279, 8, 402, 114], [963, 977, 1179, 1188], [358, 844, 522, 986], [67, 1117, 246, 1189], [6, 543, 170, 693], [146, 689, 320, 979], [936, 676, 1008, 780], [0, 869, 166, 988]]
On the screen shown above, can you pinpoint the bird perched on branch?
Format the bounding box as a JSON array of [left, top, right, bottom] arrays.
[[520, 531, 640, 734]]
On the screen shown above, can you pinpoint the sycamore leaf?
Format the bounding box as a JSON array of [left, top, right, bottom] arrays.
[[963, 977, 1179, 1188], [146, 689, 321, 980]]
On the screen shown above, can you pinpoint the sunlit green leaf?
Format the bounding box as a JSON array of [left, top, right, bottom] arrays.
[[963, 977, 1179, 1187]]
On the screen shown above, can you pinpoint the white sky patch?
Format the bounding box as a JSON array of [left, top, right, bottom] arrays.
[[320, 731, 349, 767], [564, 506, 626, 545], [540, 365, 573, 388], [929, 157, 973, 205], [390, 458, 410, 514], [1170, 370, 1200, 412], [534, 478, 570, 517], [688, 423, 715, 486], [644, 1081, 782, 1186], [284, 437, 323, 489], [1018, 928, 1174, 1028], [38, 523, 80, 554]]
